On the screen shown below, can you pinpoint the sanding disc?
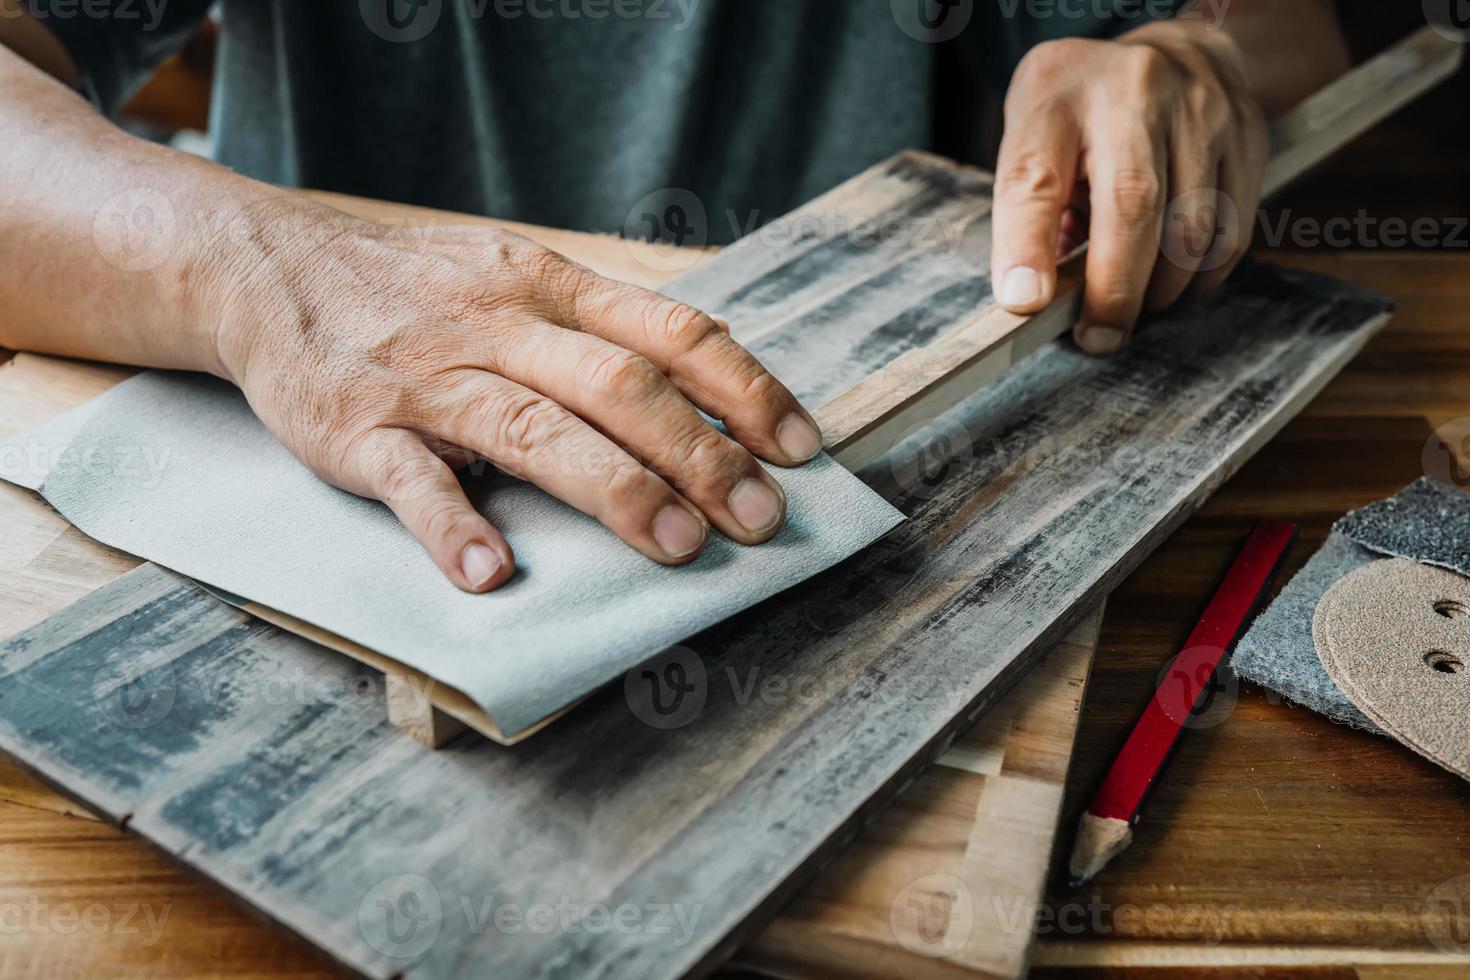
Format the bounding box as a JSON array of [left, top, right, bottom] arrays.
[[1313, 558, 1470, 780]]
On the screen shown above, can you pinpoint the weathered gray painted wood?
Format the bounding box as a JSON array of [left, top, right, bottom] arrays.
[[0, 152, 1392, 980]]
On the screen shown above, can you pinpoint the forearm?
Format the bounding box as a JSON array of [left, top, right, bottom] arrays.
[[0, 38, 274, 376], [1124, 0, 1350, 118]]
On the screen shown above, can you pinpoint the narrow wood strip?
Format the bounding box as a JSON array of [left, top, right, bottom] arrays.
[[818, 28, 1461, 468]]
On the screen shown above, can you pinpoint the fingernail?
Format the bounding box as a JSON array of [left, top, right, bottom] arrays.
[[652, 504, 706, 558], [1077, 323, 1128, 356], [460, 542, 502, 588], [776, 412, 823, 462], [1000, 266, 1042, 308], [728, 478, 783, 535], [711, 314, 731, 333]]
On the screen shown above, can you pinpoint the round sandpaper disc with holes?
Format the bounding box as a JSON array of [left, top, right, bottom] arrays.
[[1313, 558, 1470, 780]]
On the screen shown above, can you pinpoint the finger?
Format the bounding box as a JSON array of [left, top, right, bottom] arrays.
[[1187, 145, 1263, 297], [991, 106, 1081, 314], [429, 373, 714, 565], [525, 256, 823, 467], [487, 321, 788, 544], [1145, 139, 1220, 313], [1073, 122, 1168, 356], [347, 428, 515, 593]]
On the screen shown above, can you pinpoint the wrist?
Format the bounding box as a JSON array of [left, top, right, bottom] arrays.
[[198, 190, 360, 387], [1120, 19, 1251, 94]]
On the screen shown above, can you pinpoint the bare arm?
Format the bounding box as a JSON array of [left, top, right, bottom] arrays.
[[0, 11, 823, 591], [989, 0, 1350, 353]]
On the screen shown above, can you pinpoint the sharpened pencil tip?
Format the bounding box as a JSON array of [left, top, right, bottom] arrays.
[[1067, 812, 1133, 887]]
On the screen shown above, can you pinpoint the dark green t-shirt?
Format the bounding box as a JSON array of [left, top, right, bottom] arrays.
[[29, 0, 1174, 243]]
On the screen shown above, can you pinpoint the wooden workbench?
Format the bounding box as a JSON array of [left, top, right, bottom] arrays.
[[0, 243, 1466, 979]]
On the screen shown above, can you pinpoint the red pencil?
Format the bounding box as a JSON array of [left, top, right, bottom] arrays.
[[1067, 518, 1298, 885]]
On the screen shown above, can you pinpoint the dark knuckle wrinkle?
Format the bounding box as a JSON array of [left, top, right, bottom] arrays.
[[1001, 153, 1067, 203], [495, 395, 565, 458], [1108, 170, 1165, 222], [588, 349, 662, 400]]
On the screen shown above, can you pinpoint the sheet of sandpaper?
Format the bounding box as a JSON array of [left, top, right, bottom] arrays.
[[1233, 531, 1380, 731], [0, 370, 903, 737], [1235, 478, 1470, 731], [1334, 476, 1470, 577]]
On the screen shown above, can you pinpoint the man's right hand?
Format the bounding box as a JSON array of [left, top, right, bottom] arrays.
[[204, 199, 824, 592]]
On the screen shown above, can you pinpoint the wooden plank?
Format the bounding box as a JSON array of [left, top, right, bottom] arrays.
[[110, 29, 1456, 747], [741, 604, 1104, 980], [0, 251, 1395, 978], [0, 251, 1464, 980]]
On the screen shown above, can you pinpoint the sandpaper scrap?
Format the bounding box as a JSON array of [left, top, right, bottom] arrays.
[[1335, 476, 1470, 578], [1314, 557, 1470, 780], [1233, 531, 1379, 731]]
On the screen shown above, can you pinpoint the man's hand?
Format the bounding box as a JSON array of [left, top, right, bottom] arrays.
[[205, 201, 824, 593], [990, 31, 1268, 354]]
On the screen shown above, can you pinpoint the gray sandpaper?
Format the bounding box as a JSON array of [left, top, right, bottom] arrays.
[[1236, 477, 1470, 731], [1234, 531, 1380, 731], [1334, 476, 1470, 578], [0, 371, 904, 738]]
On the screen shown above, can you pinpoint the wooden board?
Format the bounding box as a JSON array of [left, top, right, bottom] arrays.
[[743, 605, 1103, 980], [1027, 250, 1470, 974], [0, 252, 1462, 980], [0, 214, 1395, 980], [0, 192, 1106, 979]]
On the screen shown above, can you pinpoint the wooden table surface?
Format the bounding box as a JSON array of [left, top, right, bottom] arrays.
[[0, 240, 1467, 978]]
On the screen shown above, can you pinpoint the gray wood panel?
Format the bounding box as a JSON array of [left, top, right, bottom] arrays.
[[0, 153, 1392, 979]]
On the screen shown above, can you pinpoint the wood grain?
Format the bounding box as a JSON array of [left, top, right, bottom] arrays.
[[0, 231, 1394, 980], [0, 248, 1461, 979], [741, 605, 1103, 980]]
